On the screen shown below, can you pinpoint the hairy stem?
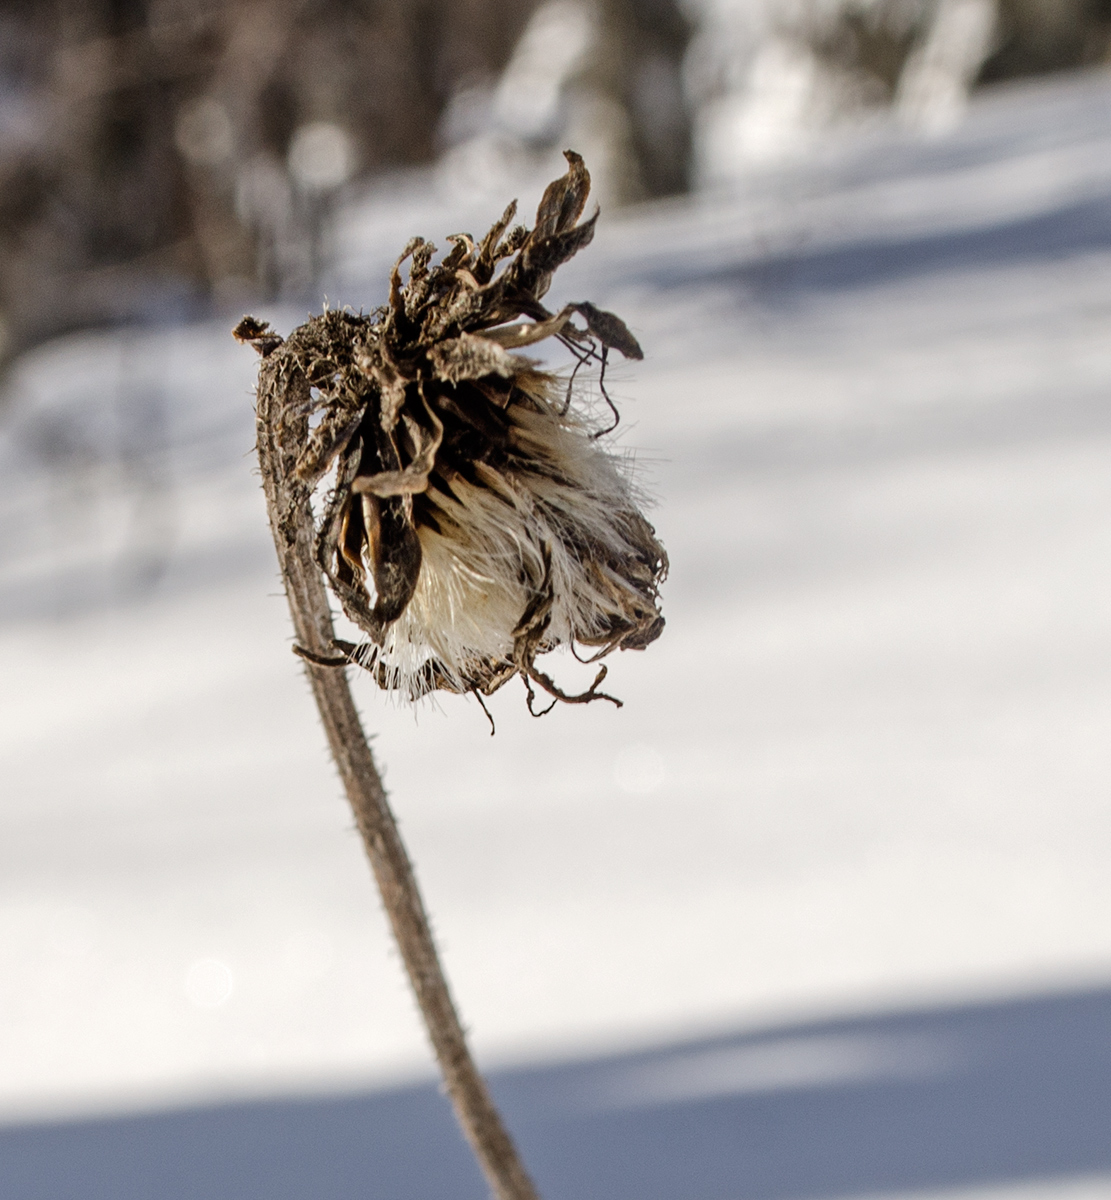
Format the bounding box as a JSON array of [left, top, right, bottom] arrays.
[[254, 349, 541, 1200]]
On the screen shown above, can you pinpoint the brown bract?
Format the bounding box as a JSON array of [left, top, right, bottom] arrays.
[[237, 151, 667, 711]]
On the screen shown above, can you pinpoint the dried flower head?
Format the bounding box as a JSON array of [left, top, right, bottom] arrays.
[[236, 151, 667, 712]]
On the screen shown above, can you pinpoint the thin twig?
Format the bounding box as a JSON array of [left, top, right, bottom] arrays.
[[255, 346, 541, 1200], [591, 345, 619, 439], [472, 687, 497, 736]]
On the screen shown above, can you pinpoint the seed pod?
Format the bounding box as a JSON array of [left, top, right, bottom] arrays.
[[237, 151, 667, 711]]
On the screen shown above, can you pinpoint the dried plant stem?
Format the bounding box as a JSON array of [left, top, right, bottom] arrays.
[[256, 360, 541, 1200]]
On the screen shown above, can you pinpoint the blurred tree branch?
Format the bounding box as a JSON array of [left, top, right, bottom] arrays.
[[0, 0, 545, 370]]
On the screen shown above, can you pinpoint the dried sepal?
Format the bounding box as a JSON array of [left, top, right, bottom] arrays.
[[244, 151, 667, 710], [232, 315, 283, 357], [428, 332, 520, 383], [572, 302, 644, 361]]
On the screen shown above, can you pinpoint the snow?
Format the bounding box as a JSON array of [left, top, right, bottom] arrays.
[[3, 66, 1111, 1196]]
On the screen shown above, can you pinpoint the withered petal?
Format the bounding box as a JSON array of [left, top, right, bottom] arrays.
[[533, 150, 590, 239], [428, 331, 521, 384], [481, 309, 573, 349], [572, 302, 644, 361]]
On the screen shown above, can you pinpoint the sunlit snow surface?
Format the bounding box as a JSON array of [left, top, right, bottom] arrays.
[[4, 69, 1111, 1197]]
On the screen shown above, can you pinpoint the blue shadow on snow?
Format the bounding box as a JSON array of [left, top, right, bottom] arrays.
[[650, 192, 1111, 301], [2, 983, 1111, 1199]]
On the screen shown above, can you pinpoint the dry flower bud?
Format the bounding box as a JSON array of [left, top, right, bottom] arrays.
[[237, 151, 667, 713]]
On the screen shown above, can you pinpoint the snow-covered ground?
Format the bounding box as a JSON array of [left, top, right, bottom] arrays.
[[3, 67, 1111, 1198]]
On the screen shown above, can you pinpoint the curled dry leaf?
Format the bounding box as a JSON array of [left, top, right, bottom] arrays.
[[236, 151, 667, 711]]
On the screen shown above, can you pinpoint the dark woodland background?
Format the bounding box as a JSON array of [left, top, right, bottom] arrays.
[[1, 0, 1110, 372]]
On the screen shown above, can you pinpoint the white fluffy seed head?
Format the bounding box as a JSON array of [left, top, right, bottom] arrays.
[[352, 370, 662, 701]]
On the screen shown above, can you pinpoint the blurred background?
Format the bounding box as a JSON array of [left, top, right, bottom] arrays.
[[3, 2, 1111, 1197]]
